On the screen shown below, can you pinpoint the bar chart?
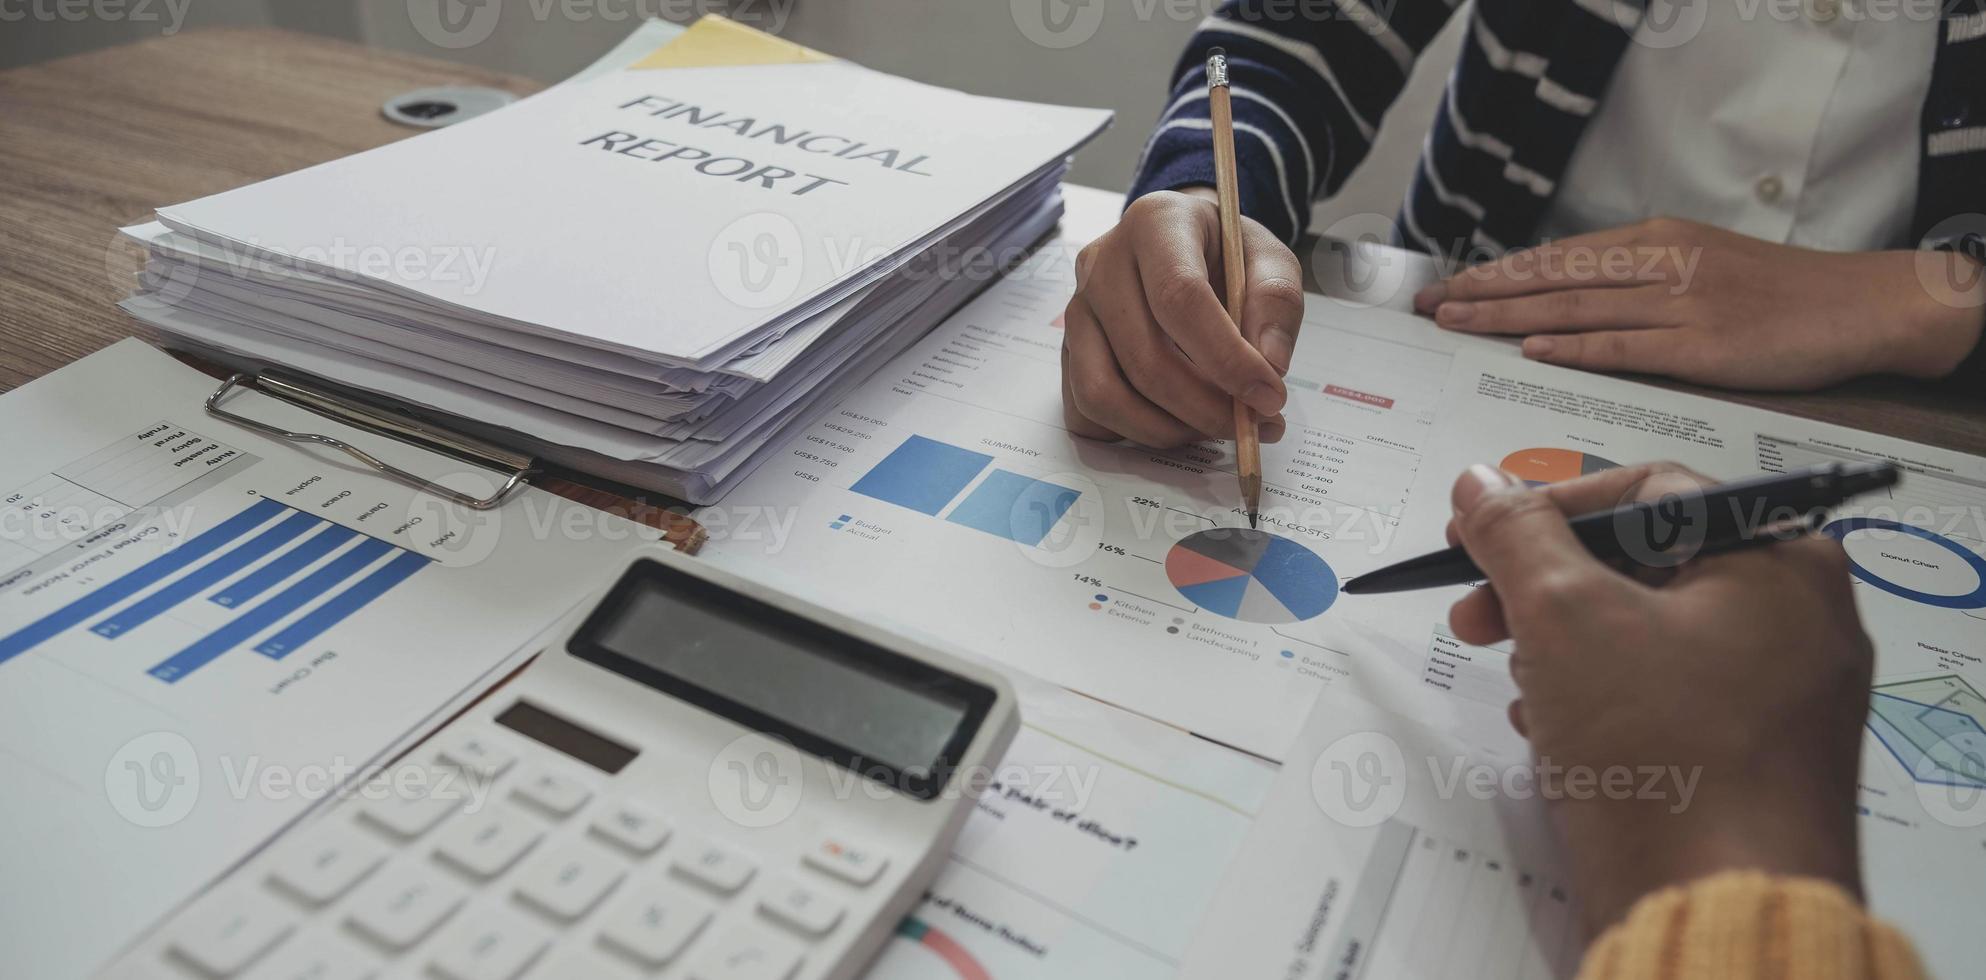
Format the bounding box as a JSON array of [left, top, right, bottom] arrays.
[[0, 494, 431, 682], [850, 434, 1081, 548]]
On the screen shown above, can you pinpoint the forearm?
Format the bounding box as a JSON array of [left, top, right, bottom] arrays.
[[1879, 250, 1986, 381], [1578, 872, 1925, 980]]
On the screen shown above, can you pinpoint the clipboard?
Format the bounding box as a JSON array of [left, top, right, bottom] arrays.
[[202, 368, 707, 553]]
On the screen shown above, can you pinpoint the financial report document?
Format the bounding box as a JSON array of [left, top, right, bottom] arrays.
[[0, 342, 654, 980], [698, 187, 1514, 759]]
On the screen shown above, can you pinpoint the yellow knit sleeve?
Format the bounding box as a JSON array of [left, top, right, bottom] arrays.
[[1576, 872, 1926, 980]]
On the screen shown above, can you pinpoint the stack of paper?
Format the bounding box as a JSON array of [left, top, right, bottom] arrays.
[[118, 17, 1109, 502]]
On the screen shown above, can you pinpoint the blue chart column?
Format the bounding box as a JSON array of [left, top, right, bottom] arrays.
[[0, 496, 286, 667], [148, 538, 396, 682], [255, 552, 430, 658]]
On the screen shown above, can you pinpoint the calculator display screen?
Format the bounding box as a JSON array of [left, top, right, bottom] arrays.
[[569, 559, 995, 800]]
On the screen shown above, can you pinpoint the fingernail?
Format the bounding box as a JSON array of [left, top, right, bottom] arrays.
[[1436, 301, 1475, 326], [1414, 283, 1447, 312], [1242, 381, 1283, 416], [1523, 336, 1555, 359], [1453, 463, 1519, 515], [1260, 418, 1287, 444], [1260, 327, 1295, 374]]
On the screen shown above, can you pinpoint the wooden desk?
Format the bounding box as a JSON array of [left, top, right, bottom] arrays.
[[0, 28, 703, 536], [4, 26, 1983, 483]]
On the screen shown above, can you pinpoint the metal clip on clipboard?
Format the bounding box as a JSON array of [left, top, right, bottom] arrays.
[[205, 372, 537, 511]]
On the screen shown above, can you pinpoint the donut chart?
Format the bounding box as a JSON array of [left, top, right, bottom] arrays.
[[1499, 447, 1619, 487], [1823, 517, 1986, 609], [1165, 528, 1337, 623], [895, 918, 992, 980]]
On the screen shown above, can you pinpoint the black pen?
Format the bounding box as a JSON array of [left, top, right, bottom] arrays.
[[1341, 462, 1901, 595]]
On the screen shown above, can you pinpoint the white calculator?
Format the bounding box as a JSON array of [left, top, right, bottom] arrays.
[[103, 544, 1019, 980]]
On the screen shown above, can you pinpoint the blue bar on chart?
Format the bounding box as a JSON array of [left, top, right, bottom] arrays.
[[90, 512, 321, 638], [209, 522, 357, 608], [255, 551, 430, 658], [148, 537, 396, 682], [945, 470, 1081, 547], [850, 436, 992, 515], [0, 496, 285, 666]]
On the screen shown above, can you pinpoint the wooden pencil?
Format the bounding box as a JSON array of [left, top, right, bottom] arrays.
[[1206, 47, 1262, 528]]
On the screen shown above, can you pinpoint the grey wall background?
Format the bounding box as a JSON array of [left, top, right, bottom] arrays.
[[0, 0, 1463, 232]]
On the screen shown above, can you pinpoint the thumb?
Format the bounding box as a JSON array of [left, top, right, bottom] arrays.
[[1452, 464, 1622, 613]]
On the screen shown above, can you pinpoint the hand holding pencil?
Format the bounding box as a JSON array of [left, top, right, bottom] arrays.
[[1057, 57, 1304, 476]]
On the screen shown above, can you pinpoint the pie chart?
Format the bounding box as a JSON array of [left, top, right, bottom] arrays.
[[1165, 528, 1338, 624], [1500, 447, 1619, 486]]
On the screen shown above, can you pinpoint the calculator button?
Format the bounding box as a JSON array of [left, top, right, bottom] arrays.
[[242, 930, 377, 980], [357, 777, 462, 840], [685, 926, 803, 980], [167, 890, 295, 977], [589, 801, 671, 855], [437, 735, 514, 778], [267, 826, 384, 906], [803, 837, 887, 887], [429, 906, 552, 980], [344, 863, 465, 951], [757, 877, 845, 937], [511, 768, 593, 817], [513, 841, 625, 921], [672, 839, 757, 895], [434, 807, 542, 880], [597, 882, 713, 968]]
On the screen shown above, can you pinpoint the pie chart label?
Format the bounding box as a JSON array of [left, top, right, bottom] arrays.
[[1165, 528, 1337, 623], [1824, 518, 1986, 609], [1500, 447, 1619, 487]]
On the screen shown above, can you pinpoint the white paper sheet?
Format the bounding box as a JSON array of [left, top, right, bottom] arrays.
[[0, 342, 656, 980], [694, 186, 1520, 758], [866, 674, 1274, 980], [155, 51, 1109, 363], [1197, 350, 1986, 979]]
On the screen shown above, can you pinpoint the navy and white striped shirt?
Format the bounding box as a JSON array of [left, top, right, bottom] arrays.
[[1130, 0, 1986, 263]]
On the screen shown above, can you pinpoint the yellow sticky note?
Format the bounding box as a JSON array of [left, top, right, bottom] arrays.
[[628, 15, 834, 70]]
